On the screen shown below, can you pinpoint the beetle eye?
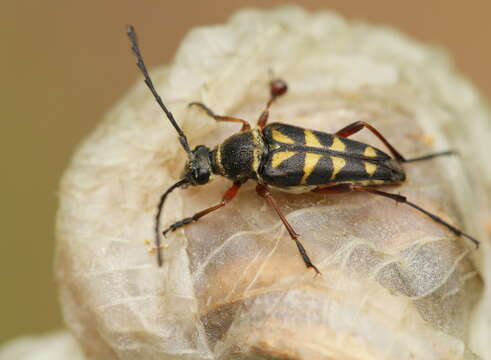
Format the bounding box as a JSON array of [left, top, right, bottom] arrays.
[[195, 168, 210, 185]]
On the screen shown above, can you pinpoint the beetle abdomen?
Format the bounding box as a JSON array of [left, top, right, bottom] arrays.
[[260, 123, 405, 188]]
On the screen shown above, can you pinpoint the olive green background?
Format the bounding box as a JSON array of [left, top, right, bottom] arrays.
[[1, 0, 490, 344]]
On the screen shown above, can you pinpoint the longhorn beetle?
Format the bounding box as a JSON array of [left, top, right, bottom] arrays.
[[127, 26, 479, 274]]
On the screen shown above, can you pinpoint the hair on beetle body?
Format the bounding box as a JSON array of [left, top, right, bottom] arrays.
[[127, 25, 479, 275]]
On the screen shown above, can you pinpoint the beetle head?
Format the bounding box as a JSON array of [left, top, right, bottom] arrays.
[[183, 145, 212, 186]]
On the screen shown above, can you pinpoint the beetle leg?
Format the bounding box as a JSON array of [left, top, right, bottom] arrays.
[[349, 185, 479, 248], [335, 121, 455, 163], [162, 182, 242, 236], [257, 79, 288, 129], [189, 102, 251, 131], [256, 183, 321, 274], [314, 184, 479, 248], [335, 121, 404, 161]]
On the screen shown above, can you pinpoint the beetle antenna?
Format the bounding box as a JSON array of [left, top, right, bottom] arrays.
[[154, 178, 189, 266], [127, 25, 191, 153]]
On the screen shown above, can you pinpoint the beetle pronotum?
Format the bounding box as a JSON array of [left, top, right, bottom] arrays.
[[127, 26, 479, 274]]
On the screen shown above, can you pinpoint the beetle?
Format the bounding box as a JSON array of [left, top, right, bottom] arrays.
[[127, 26, 479, 274]]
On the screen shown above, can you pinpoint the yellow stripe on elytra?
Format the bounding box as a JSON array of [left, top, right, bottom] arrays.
[[330, 136, 346, 152], [364, 161, 377, 177], [304, 130, 323, 148], [272, 129, 295, 144], [272, 151, 296, 168], [301, 153, 323, 184], [330, 156, 346, 180], [364, 146, 377, 158]]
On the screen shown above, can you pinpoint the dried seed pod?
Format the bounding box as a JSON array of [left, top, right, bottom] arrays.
[[56, 7, 491, 360]]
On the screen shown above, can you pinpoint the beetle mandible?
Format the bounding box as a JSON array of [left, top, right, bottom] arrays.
[[127, 26, 479, 274]]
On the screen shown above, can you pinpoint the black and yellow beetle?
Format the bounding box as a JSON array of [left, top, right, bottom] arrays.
[[127, 26, 479, 274]]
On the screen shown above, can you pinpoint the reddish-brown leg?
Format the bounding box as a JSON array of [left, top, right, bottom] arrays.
[[189, 102, 251, 131], [163, 182, 242, 236], [335, 121, 406, 162], [257, 79, 288, 129], [256, 183, 320, 274], [335, 121, 455, 163]]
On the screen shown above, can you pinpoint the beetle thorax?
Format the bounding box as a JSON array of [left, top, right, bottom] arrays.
[[211, 128, 265, 182]]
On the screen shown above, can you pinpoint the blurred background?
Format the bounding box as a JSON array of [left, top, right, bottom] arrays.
[[1, 0, 490, 344]]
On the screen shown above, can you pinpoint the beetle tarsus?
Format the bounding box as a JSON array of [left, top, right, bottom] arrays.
[[257, 78, 288, 128]]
